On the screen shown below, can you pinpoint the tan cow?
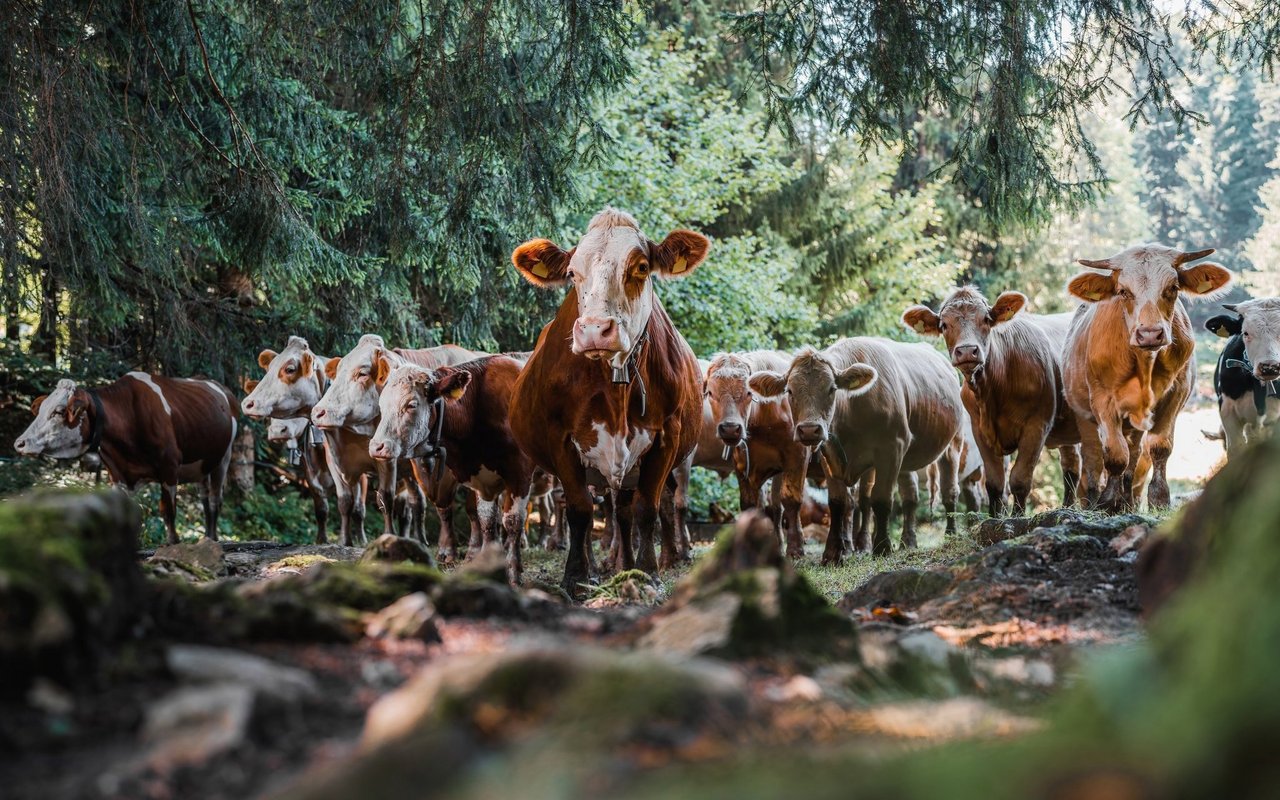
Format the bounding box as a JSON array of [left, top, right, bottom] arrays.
[[902, 286, 1080, 514], [749, 339, 963, 560], [704, 350, 815, 558], [1063, 245, 1231, 510]]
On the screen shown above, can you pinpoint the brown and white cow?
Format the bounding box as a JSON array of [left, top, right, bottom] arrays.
[[1063, 245, 1231, 510], [902, 287, 1081, 515], [369, 356, 536, 583], [508, 208, 708, 596], [704, 350, 815, 558], [749, 339, 963, 560], [263, 415, 336, 543], [307, 335, 482, 548], [15, 373, 237, 543]]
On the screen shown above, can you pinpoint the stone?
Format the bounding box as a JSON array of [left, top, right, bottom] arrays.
[[151, 537, 225, 578], [166, 645, 319, 702], [838, 567, 954, 612], [359, 534, 435, 567], [141, 684, 255, 770], [365, 592, 442, 642], [639, 592, 741, 656]]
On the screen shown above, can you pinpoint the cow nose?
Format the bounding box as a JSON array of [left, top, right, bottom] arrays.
[[717, 421, 743, 443], [313, 407, 327, 419], [244, 398, 255, 410], [370, 440, 392, 460], [1134, 326, 1167, 348], [795, 422, 825, 444], [14, 438, 27, 454], [1257, 361, 1280, 379], [953, 345, 980, 364], [574, 317, 621, 354]]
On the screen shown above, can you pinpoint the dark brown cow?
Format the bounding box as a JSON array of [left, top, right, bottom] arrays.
[[508, 208, 708, 596], [369, 356, 537, 583], [902, 287, 1081, 514], [15, 374, 236, 543]]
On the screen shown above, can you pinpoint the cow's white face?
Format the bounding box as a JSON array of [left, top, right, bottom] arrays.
[[747, 348, 877, 446], [1229, 299, 1280, 381], [14, 378, 90, 459], [1067, 245, 1232, 351], [368, 364, 471, 462], [512, 208, 709, 369], [242, 336, 324, 419], [311, 334, 388, 433], [902, 288, 1026, 374], [267, 416, 310, 446]]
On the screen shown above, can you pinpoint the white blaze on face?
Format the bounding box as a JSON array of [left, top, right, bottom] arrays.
[[312, 334, 388, 434], [1233, 298, 1280, 379], [573, 422, 654, 491], [369, 364, 434, 461], [14, 378, 88, 459], [267, 416, 310, 446], [243, 336, 324, 419]]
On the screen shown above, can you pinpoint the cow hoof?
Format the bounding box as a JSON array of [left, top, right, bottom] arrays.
[[562, 574, 593, 601], [820, 554, 844, 567]]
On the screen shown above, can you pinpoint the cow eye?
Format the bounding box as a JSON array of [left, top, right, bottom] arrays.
[[566, 269, 577, 281], [407, 400, 419, 410], [939, 322, 947, 332]]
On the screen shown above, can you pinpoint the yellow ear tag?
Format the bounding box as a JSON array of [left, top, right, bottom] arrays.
[[913, 321, 926, 333], [671, 256, 688, 274], [530, 261, 550, 278], [1196, 281, 1212, 293], [446, 386, 466, 400]]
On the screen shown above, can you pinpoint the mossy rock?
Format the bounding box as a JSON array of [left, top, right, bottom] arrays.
[[838, 567, 955, 613], [0, 489, 146, 695], [359, 533, 435, 567]]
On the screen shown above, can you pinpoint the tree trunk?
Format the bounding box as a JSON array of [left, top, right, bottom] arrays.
[[231, 424, 256, 493]]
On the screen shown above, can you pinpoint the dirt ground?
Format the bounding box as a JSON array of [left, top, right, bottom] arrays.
[[1, 506, 1156, 800]]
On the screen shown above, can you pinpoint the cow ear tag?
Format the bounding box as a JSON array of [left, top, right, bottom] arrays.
[[446, 386, 466, 400], [1196, 281, 1213, 293], [671, 256, 688, 274], [530, 261, 550, 278], [913, 321, 926, 333]]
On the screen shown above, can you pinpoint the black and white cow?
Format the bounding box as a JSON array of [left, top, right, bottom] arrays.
[[1206, 298, 1280, 457]]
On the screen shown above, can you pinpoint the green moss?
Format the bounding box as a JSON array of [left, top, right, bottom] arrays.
[[269, 553, 336, 570]]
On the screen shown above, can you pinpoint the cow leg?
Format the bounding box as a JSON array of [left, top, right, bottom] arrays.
[[475, 493, 502, 555], [974, 432, 1007, 517], [1009, 427, 1049, 516], [658, 486, 678, 564], [502, 491, 528, 585], [548, 488, 567, 551], [1223, 410, 1247, 459], [823, 478, 851, 565], [937, 445, 958, 537], [159, 483, 179, 545], [614, 488, 638, 572], [897, 471, 920, 549], [780, 464, 806, 560], [1074, 416, 1105, 508], [465, 488, 483, 559], [309, 480, 330, 544], [672, 458, 693, 562], [1096, 414, 1132, 513], [335, 482, 356, 547], [1058, 445, 1081, 508], [374, 460, 398, 540], [870, 454, 902, 556], [558, 475, 595, 599], [852, 473, 872, 553]]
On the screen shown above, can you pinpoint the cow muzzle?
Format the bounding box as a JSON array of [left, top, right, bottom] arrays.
[[794, 422, 825, 446], [13, 437, 33, 456], [1132, 325, 1168, 350], [573, 316, 623, 358], [952, 344, 983, 369], [717, 421, 744, 445], [369, 439, 398, 462], [310, 406, 342, 429], [1257, 361, 1280, 381]]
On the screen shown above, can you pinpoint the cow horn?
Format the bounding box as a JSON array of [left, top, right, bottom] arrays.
[[1223, 303, 1239, 313], [1076, 258, 1117, 271], [1174, 248, 1216, 267]]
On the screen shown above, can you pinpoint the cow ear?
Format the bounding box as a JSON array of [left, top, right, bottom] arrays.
[[901, 305, 942, 336], [30, 395, 47, 417], [835, 364, 878, 395], [324, 356, 341, 380], [1205, 315, 1241, 338], [436, 368, 472, 401], [65, 393, 88, 425], [513, 239, 571, 287], [747, 370, 787, 399], [1067, 272, 1116, 303], [989, 291, 1027, 324], [652, 230, 710, 278], [374, 354, 393, 388], [258, 349, 277, 370], [1178, 262, 1233, 297], [298, 351, 313, 377], [243, 378, 260, 393]]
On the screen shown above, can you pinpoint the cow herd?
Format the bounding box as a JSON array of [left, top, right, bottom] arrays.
[[14, 207, 1249, 597]]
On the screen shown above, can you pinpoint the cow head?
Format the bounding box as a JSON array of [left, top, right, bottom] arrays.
[[511, 208, 709, 369], [704, 354, 757, 447], [14, 378, 93, 459], [902, 287, 1026, 374], [368, 364, 472, 462], [242, 336, 325, 419], [1067, 245, 1231, 351], [1221, 299, 1280, 381], [311, 334, 390, 433], [267, 416, 310, 446], [747, 348, 877, 446]]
